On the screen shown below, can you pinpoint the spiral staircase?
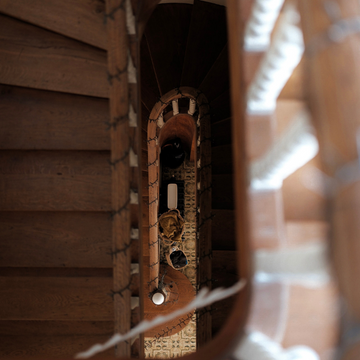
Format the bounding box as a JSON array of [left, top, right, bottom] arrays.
[[0, 0, 238, 357], [0, 0, 338, 358]]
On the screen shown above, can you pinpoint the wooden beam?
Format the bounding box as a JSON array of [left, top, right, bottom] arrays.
[[0, 0, 107, 49], [0, 14, 108, 97]]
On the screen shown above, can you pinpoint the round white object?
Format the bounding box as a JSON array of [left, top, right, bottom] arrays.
[[152, 292, 165, 305]]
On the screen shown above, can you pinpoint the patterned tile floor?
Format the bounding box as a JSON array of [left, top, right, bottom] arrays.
[[145, 159, 197, 358]]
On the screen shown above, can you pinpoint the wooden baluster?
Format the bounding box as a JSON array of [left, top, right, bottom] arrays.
[[247, 4, 304, 114], [244, 0, 285, 51], [250, 110, 318, 190]]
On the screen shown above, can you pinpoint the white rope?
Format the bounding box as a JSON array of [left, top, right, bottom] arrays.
[[75, 279, 246, 359]]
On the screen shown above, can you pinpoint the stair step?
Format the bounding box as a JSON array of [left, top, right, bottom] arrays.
[[0, 14, 108, 98], [0, 85, 110, 151], [0, 212, 141, 268], [0, 0, 107, 50]]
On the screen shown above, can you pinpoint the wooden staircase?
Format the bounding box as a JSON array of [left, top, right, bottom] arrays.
[[0, 0, 339, 358], [140, 0, 241, 344], [0, 3, 142, 358]]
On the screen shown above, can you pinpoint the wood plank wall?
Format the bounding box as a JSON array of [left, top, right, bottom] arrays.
[[0, 8, 117, 358]]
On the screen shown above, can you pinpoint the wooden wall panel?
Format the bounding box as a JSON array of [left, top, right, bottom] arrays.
[[0, 151, 111, 211], [0, 85, 110, 150], [0, 276, 113, 320], [0, 15, 108, 97], [0, 0, 107, 50]]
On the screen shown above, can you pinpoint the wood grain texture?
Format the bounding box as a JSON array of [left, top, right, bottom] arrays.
[[0, 0, 107, 50], [105, 0, 133, 354], [0, 212, 140, 268], [0, 85, 110, 150], [0, 276, 113, 320], [0, 14, 108, 97], [0, 151, 111, 211], [145, 4, 192, 94]]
